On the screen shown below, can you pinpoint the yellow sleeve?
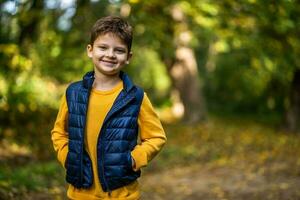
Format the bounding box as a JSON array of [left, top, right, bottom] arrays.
[[131, 93, 167, 171], [51, 93, 69, 167]]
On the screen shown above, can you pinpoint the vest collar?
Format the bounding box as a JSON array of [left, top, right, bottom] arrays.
[[82, 71, 95, 90], [119, 71, 134, 92], [82, 71, 134, 92]]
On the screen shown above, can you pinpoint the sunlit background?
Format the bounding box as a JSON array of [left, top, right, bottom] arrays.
[[1, 0, 300, 199]]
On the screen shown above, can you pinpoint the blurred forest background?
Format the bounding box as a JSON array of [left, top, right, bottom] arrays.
[[1, 0, 300, 199]]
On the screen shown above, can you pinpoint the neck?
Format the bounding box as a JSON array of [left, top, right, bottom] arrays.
[[93, 71, 122, 91]]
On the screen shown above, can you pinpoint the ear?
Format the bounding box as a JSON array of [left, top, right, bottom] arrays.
[[87, 44, 93, 58], [126, 51, 133, 64]]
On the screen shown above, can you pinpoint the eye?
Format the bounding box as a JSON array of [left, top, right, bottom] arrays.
[[115, 48, 126, 54], [98, 46, 107, 50]]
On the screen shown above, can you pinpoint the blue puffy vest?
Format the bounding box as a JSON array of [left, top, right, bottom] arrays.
[[65, 71, 144, 192]]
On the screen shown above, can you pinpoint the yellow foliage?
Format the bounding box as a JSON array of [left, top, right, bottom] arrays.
[[0, 139, 31, 159], [263, 57, 275, 72], [195, 15, 217, 28], [214, 40, 230, 53], [0, 44, 19, 54], [10, 54, 33, 71], [17, 103, 25, 113], [198, 2, 218, 16], [129, 0, 139, 4], [251, 58, 261, 69], [216, 157, 230, 166]]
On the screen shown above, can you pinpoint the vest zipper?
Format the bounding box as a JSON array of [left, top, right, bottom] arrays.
[[102, 140, 110, 193], [99, 124, 111, 193], [80, 89, 92, 187]]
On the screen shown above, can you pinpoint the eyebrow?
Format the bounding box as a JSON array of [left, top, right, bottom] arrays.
[[97, 42, 127, 49]]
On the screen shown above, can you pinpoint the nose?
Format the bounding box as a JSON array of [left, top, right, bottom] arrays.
[[106, 49, 116, 58]]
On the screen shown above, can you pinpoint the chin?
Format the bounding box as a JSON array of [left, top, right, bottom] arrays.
[[95, 68, 121, 76], [106, 71, 120, 76]]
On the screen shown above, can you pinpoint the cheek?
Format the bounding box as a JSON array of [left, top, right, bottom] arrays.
[[93, 50, 105, 56], [119, 60, 127, 65], [118, 55, 128, 63]]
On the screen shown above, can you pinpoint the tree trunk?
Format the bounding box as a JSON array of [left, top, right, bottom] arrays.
[[285, 69, 300, 132], [167, 46, 206, 123]]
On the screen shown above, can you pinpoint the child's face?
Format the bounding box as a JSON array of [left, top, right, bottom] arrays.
[[87, 33, 132, 77]]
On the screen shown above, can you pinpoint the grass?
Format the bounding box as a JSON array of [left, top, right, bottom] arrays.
[[0, 161, 65, 199]]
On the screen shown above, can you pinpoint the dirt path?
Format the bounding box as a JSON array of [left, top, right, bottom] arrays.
[[140, 163, 300, 200], [6, 162, 300, 200]]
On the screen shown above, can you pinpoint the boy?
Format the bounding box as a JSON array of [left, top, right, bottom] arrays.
[[51, 16, 166, 199]]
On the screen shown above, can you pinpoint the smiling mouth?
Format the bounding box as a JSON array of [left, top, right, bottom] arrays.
[[101, 60, 118, 67], [101, 60, 117, 64]]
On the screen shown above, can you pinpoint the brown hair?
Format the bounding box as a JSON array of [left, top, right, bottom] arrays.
[[90, 16, 133, 52]]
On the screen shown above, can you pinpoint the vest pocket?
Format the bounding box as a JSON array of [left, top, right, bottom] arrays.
[[65, 150, 93, 188], [64, 150, 73, 169], [65, 151, 81, 187], [64, 151, 70, 169], [126, 151, 133, 171], [82, 150, 93, 188]]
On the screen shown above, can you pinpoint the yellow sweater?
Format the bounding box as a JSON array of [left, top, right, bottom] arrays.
[[51, 81, 166, 200]]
